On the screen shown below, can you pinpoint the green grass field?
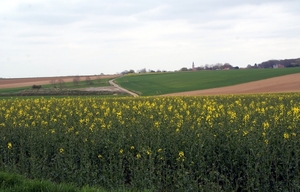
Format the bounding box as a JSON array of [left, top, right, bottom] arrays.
[[0, 78, 112, 95], [115, 68, 300, 96]]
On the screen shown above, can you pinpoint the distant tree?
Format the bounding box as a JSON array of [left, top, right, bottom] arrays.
[[222, 63, 233, 69], [86, 76, 93, 85], [73, 76, 80, 86], [204, 64, 212, 70], [196, 66, 204, 70], [128, 69, 135, 73], [138, 68, 147, 73], [58, 79, 65, 88], [180, 67, 188, 71], [96, 75, 101, 84], [50, 79, 56, 87], [212, 63, 222, 70]]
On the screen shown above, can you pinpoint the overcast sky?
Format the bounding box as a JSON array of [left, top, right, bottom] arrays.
[[1, 0, 300, 78]]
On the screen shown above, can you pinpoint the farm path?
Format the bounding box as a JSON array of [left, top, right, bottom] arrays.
[[164, 73, 300, 96], [109, 79, 139, 97]]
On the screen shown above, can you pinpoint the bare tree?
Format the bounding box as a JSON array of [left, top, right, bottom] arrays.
[[85, 76, 93, 85], [138, 68, 147, 73], [96, 75, 101, 84], [50, 79, 56, 88], [58, 79, 65, 88], [73, 76, 80, 86]]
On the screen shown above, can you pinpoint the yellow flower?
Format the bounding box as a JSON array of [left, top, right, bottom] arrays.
[[284, 133, 290, 139], [7, 142, 12, 149], [292, 107, 299, 114], [157, 148, 162, 153], [98, 154, 102, 159], [79, 119, 85, 124], [136, 153, 141, 159], [130, 146, 134, 150], [179, 151, 184, 158], [119, 149, 123, 154], [243, 131, 248, 136], [263, 121, 269, 130], [59, 148, 64, 153]]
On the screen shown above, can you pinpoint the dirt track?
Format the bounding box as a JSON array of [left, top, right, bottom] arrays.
[[0, 75, 120, 89], [164, 73, 300, 96]]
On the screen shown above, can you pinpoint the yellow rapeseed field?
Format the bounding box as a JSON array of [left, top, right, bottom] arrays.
[[1, 94, 300, 190]]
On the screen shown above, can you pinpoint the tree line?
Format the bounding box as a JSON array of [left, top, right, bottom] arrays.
[[247, 58, 300, 69]]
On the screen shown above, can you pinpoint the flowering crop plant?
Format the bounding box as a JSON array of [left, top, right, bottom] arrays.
[[1, 94, 300, 191]]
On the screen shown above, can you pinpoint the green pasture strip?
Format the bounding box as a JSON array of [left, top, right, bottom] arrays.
[[0, 78, 112, 94], [0, 86, 32, 94], [115, 68, 300, 96], [50, 78, 111, 88], [1, 93, 300, 191], [0, 95, 129, 100], [0, 171, 79, 191], [0, 171, 113, 192]]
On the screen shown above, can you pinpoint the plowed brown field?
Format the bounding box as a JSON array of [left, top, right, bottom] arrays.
[[0, 75, 120, 89], [164, 73, 300, 96]]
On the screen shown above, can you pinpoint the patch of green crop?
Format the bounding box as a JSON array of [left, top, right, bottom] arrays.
[[115, 68, 300, 96], [0, 78, 112, 95]]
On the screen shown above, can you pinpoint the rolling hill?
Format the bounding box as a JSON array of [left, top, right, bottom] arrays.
[[115, 68, 300, 96]]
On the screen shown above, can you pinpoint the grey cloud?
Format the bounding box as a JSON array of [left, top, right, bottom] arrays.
[[6, 2, 83, 25], [1, 0, 300, 78]]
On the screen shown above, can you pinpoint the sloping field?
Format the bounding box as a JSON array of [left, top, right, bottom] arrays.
[[164, 73, 300, 96], [115, 68, 300, 96], [0, 75, 120, 89]]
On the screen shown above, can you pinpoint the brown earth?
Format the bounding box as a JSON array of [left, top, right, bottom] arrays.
[[164, 73, 300, 96], [0, 75, 120, 89]]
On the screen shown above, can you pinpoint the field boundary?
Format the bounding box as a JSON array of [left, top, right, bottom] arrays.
[[163, 73, 300, 96]]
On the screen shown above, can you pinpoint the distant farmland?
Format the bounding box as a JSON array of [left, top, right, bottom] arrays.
[[115, 68, 300, 96]]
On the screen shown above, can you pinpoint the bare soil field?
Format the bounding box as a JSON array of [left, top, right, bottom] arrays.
[[164, 73, 300, 96], [0, 75, 120, 89]]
